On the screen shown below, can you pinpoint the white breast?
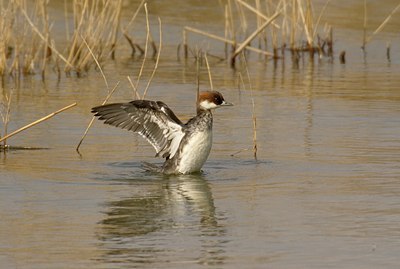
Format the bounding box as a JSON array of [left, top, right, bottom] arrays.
[[177, 130, 212, 174]]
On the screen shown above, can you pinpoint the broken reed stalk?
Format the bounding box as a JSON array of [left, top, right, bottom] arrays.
[[183, 26, 273, 57], [76, 31, 114, 153], [365, 2, 400, 45], [127, 76, 141, 100], [232, 11, 281, 61], [135, 2, 151, 92], [239, 52, 257, 160], [76, 81, 120, 153], [0, 103, 77, 144], [142, 17, 162, 99], [81, 34, 109, 88], [204, 53, 214, 91], [236, 0, 280, 29], [121, 0, 145, 37]]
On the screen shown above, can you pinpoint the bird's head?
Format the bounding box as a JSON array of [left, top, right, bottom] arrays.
[[197, 91, 233, 112]]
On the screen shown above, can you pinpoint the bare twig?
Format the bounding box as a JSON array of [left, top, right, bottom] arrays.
[[136, 2, 150, 92], [76, 81, 120, 152], [121, 0, 145, 35], [0, 103, 77, 143], [76, 31, 114, 153], [0, 90, 13, 147], [81, 34, 108, 88], [127, 76, 141, 100], [239, 53, 257, 159], [184, 26, 273, 57], [204, 53, 214, 91], [236, 0, 280, 29], [232, 12, 280, 59], [142, 17, 162, 99], [365, 2, 400, 45]]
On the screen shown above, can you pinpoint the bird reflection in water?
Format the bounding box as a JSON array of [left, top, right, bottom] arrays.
[[97, 174, 227, 267]]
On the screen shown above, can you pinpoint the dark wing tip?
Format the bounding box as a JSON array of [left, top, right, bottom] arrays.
[[91, 106, 99, 114], [91, 103, 124, 115]]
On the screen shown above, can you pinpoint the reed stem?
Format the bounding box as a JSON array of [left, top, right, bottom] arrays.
[[204, 53, 213, 91], [143, 17, 162, 99], [365, 2, 400, 45], [135, 2, 150, 92], [232, 11, 280, 60], [184, 26, 273, 57], [0, 90, 12, 147], [239, 52, 257, 160], [76, 82, 120, 153], [0, 103, 77, 144]]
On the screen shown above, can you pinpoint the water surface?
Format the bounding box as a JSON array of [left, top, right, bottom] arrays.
[[1, 1, 400, 268]]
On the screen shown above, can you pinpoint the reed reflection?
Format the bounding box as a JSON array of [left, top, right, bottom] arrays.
[[97, 174, 226, 267]]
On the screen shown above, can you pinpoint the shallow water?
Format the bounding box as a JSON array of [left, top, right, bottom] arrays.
[[1, 1, 400, 268]]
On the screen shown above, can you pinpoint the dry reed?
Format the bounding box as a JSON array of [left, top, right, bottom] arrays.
[[182, 0, 342, 67], [134, 3, 151, 95], [183, 26, 274, 57], [0, 103, 77, 145], [0, 0, 147, 80], [204, 53, 214, 91], [142, 17, 163, 99], [126, 3, 162, 100], [232, 53, 257, 160], [76, 81, 120, 153], [232, 11, 280, 60], [80, 3, 161, 152], [65, 0, 123, 75], [364, 2, 400, 46], [75, 30, 120, 153], [0, 90, 12, 148]]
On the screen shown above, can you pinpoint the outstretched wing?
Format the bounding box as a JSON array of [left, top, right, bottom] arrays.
[[92, 100, 185, 159]]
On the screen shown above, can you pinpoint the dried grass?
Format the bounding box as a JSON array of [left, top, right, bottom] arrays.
[[182, 0, 340, 66], [0, 0, 145, 80]]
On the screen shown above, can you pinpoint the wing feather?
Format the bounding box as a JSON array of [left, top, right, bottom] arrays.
[[92, 100, 185, 159]]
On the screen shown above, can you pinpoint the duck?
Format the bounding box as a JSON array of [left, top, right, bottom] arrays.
[[92, 91, 232, 174]]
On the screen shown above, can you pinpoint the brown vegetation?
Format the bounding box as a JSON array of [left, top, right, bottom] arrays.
[[182, 0, 336, 67]]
